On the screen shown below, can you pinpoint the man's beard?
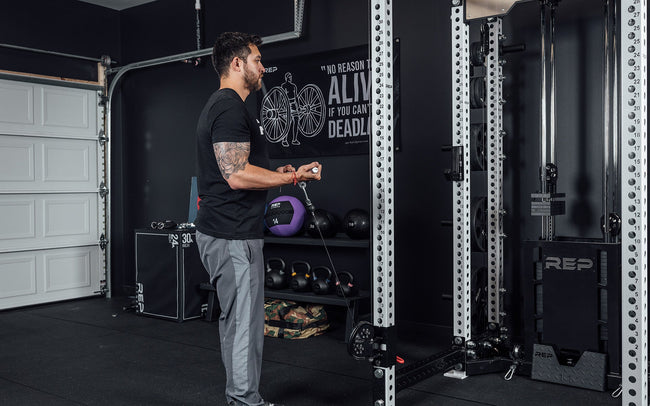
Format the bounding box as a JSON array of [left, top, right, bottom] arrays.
[[243, 64, 262, 91]]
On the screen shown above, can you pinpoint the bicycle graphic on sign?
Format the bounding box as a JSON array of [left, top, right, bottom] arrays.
[[260, 72, 326, 147]]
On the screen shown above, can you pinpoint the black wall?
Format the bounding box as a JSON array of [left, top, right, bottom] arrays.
[[0, 0, 119, 80], [2, 0, 641, 336], [112, 0, 458, 328]]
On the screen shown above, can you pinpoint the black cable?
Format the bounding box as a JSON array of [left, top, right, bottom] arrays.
[[297, 181, 357, 329]]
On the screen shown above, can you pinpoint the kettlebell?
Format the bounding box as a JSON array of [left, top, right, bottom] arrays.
[[336, 271, 359, 297], [265, 257, 288, 289], [290, 260, 312, 292], [311, 266, 333, 295]]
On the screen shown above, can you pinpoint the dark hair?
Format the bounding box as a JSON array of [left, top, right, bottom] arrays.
[[211, 32, 262, 77]]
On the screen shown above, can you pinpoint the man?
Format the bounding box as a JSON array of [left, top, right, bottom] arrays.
[[195, 32, 321, 406]]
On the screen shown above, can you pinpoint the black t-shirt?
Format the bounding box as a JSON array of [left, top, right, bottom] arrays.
[[195, 88, 269, 239]]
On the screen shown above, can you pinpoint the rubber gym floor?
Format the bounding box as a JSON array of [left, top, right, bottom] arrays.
[[1, 297, 619, 406]]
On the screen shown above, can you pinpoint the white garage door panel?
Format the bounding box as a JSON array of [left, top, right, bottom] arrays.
[[0, 256, 36, 299], [0, 247, 101, 309], [0, 135, 97, 192], [0, 79, 97, 139], [44, 196, 93, 236], [0, 140, 35, 182], [44, 141, 91, 182], [0, 193, 98, 252], [44, 250, 91, 292], [0, 81, 34, 125], [0, 78, 104, 310], [0, 199, 35, 239], [41, 87, 89, 128]]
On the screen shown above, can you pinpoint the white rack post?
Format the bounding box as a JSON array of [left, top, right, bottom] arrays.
[[620, 0, 647, 404], [450, 3, 472, 355], [370, 0, 396, 404], [485, 18, 506, 330]]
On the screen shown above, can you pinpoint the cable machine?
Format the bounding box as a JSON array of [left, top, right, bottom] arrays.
[[350, 0, 647, 405]]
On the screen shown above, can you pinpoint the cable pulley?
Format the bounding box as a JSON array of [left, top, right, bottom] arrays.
[[471, 197, 488, 252], [348, 321, 377, 361], [470, 76, 486, 109], [470, 124, 487, 171], [470, 23, 491, 67], [470, 41, 485, 67]]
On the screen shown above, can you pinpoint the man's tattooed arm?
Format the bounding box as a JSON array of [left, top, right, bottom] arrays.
[[212, 141, 320, 190], [213, 142, 250, 180]]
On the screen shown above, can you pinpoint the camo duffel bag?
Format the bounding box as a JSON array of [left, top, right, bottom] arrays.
[[264, 299, 329, 339]]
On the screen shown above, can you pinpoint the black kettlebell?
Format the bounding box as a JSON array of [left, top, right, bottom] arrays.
[[265, 257, 288, 289], [311, 266, 333, 295], [336, 271, 359, 297], [290, 261, 312, 292]]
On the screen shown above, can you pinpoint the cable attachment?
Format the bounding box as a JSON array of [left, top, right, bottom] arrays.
[[183, 0, 203, 66], [297, 181, 315, 213], [504, 343, 525, 381]]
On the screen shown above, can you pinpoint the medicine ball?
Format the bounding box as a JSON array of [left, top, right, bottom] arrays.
[[343, 209, 370, 239], [264, 196, 306, 237], [305, 209, 338, 238]]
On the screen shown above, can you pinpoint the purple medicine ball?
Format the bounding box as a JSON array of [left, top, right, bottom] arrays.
[[264, 196, 306, 237]]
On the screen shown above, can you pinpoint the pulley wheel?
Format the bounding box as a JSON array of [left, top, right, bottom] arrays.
[[347, 321, 375, 361], [470, 124, 486, 171], [470, 77, 486, 109], [470, 41, 485, 66], [471, 196, 488, 252]]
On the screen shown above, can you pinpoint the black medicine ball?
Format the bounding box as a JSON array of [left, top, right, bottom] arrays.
[[305, 209, 338, 238], [343, 209, 370, 239]]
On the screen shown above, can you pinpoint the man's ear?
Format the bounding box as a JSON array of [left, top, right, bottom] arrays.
[[230, 57, 242, 73]]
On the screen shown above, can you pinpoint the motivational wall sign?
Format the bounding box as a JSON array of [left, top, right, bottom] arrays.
[[259, 45, 370, 158]]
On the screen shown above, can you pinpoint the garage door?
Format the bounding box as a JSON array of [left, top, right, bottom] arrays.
[[0, 77, 106, 309]]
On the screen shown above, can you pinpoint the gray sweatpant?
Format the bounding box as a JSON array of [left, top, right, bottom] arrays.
[[196, 231, 265, 406]]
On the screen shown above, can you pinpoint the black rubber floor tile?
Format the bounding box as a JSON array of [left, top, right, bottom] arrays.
[[0, 297, 626, 406], [397, 388, 496, 406], [0, 377, 81, 406], [1, 331, 222, 406], [262, 333, 369, 380], [409, 372, 619, 406], [258, 361, 372, 406]]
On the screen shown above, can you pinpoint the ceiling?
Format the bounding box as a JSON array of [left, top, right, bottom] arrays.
[[75, 0, 158, 11]]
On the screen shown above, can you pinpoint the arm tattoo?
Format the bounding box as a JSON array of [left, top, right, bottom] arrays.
[[214, 142, 250, 180]]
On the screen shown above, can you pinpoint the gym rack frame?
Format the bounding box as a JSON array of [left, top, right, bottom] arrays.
[[364, 0, 647, 405], [619, 0, 647, 403]]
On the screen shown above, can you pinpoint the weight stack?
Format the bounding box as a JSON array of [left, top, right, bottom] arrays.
[[522, 239, 621, 390], [135, 229, 209, 322]]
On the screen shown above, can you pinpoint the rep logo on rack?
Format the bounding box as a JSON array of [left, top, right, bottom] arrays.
[[544, 256, 594, 271]]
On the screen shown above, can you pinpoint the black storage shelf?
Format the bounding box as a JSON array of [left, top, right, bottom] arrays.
[[264, 288, 369, 306], [264, 232, 369, 248], [264, 288, 370, 342]]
